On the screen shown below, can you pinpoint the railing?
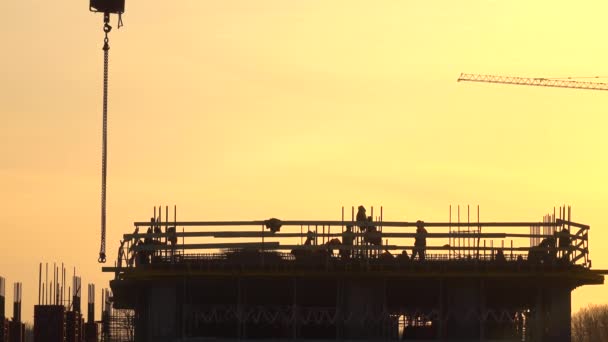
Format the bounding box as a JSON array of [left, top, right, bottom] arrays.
[[110, 217, 591, 274]]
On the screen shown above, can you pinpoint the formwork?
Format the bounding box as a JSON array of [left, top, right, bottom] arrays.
[[85, 283, 100, 342], [103, 206, 606, 341], [101, 309, 134, 342]]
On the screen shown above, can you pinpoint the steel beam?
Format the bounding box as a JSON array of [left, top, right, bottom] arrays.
[[133, 220, 565, 228]]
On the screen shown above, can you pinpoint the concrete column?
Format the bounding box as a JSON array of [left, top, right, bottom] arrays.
[[334, 278, 340, 340], [0, 277, 5, 320], [342, 279, 384, 339], [438, 279, 444, 340], [147, 286, 176, 341], [293, 277, 298, 340], [134, 288, 148, 342], [544, 287, 571, 342], [445, 280, 480, 340], [479, 280, 485, 341], [532, 287, 544, 342], [86, 284, 95, 323], [72, 277, 81, 314], [12, 283, 21, 323]]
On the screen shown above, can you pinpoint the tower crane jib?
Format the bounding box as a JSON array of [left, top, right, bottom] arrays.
[[458, 73, 608, 91]]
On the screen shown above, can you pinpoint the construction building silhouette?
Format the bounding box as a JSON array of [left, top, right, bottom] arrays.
[[102, 205, 605, 341]]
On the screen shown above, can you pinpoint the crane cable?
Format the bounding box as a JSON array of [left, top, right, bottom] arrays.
[[99, 13, 112, 264]]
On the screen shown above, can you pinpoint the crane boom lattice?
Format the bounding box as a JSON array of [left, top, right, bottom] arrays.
[[458, 73, 608, 91]]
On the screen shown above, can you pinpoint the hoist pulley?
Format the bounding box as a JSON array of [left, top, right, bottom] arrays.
[[90, 0, 125, 15]]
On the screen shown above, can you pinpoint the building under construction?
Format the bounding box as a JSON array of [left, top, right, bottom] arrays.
[[0, 279, 25, 342], [103, 205, 605, 341], [32, 265, 99, 342]]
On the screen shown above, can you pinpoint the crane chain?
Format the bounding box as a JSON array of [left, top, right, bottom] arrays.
[[99, 14, 111, 264]]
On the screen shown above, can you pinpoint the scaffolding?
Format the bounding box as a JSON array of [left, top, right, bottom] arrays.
[[101, 307, 134, 342], [108, 205, 592, 272]]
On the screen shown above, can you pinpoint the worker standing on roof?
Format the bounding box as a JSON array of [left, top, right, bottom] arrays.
[[341, 225, 355, 259], [304, 230, 316, 246], [356, 205, 367, 231], [411, 220, 428, 261], [557, 227, 571, 262]]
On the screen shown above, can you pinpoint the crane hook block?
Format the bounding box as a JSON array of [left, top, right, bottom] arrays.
[[90, 0, 125, 14]]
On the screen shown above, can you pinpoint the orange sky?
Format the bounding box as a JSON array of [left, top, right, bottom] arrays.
[[2, 1, 608, 322]]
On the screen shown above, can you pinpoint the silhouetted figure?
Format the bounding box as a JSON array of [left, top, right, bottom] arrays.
[[398, 250, 410, 262], [557, 227, 571, 261], [363, 216, 382, 246], [304, 230, 316, 246], [341, 225, 355, 259], [128, 227, 140, 266], [527, 245, 542, 264], [141, 224, 167, 264], [528, 237, 557, 264], [265, 218, 282, 233], [152, 217, 162, 234], [326, 238, 341, 256], [356, 206, 367, 230], [545, 236, 557, 261], [136, 228, 154, 266], [495, 249, 506, 263], [366, 216, 376, 231], [167, 226, 177, 246], [379, 250, 394, 261], [292, 231, 330, 261], [135, 241, 150, 265], [536, 237, 557, 264], [411, 221, 428, 261], [144, 226, 153, 245]]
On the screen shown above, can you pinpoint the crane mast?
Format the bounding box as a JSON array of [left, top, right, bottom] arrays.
[[458, 73, 608, 91]]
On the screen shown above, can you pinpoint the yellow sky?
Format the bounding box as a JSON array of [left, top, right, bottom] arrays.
[[2, 0, 608, 322]]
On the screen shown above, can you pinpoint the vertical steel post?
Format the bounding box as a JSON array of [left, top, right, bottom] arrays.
[[0, 276, 5, 320], [322, 225, 325, 245], [458, 205, 461, 257], [236, 277, 242, 339], [438, 279, 444, 339], [479, 279, 485, 341], [13, 282, 21, 322], [467, 205, 470, 258], [38, 263, 42, 305], [292, 277, 297, 339], [341, 206, 344, 234], [88, 284, 96, 323], [62, 263, 65, 307]]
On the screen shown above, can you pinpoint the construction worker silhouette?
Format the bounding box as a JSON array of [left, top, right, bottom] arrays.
[[356, 206, 367, 231], [412, 220, 428, 261]]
